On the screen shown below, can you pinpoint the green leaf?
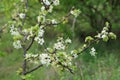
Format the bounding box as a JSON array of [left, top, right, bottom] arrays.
[[85, 36, 94, 43], [103, 35, 109, 42], [13, 35, 23, 41], [109, 32, 117, 39]]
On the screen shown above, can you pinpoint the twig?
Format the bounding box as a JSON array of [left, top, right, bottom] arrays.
[[72, 17, 76, 40], [25, 64, 43, 74], [77, 39, 99, 55], [58, 62, 74, 74], [22, 47, 27, 77], [21, 1, 29, 80], [26, 35, 36, 51]]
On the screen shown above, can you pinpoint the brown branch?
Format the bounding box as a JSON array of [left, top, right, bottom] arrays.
[[25, 64, 43, 74], [58, 62, 74, 74], [22, 47, 27, 76], [26, 35, 36, 51], [21, 1, 29, 80]]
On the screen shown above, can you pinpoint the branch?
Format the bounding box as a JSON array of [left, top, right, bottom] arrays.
[[40, 0, 53, 10], [22, 47, 27, 75], [41, 8, 72, 27], [42, 14, 71, 27], [77, 39, 99, 55], [0, 24, 7, 33], [25, 64, 43, 74], [26, 35, 36, 51], [72, 17, 76, 40], [58, 62, 74, 74]]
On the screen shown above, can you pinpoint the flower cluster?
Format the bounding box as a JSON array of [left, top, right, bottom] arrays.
[[55, 52, 72, 66], [13, 40, 22, 49], [26, 51, 73, 69], [53, 0, 60, 6], [26, 53, 39, 64], [43, 0, 60, 6], [90, 47, 96, 56], [35, 26, 45, 45], [70, 9, 81, 17], [10, 25, 22, 49], [51, 19, 57, 25], [10, 25, 20, 36], [54, 42, 65, 50], [65, 38, 72, 44], [54, 37, 71, 50], [54, 37, 65, 50], [71, 50, 78, 58], [41, 0, 60, 13], [37, 15, 46, 24], [39, 53, 51, 65], [43, 0, 50, 6], [19, 13, 26, 19], [95, 22, 116, 42], [26, 54, 39, 59], [26, 53, 51, 65]]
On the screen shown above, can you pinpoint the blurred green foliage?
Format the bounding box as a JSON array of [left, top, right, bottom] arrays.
[[0, 0, 120, 80]]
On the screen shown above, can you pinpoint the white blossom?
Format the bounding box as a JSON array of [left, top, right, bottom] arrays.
[[56, 52, 72, 66], [19, 13, 26, 19], [34, 26, 45, 45], [51, 19, 57, 27], [53, 0, 60, 6], [26, 54, 39, 59], [51, 19, 57, 24], [43, 0, 50, 6], [95, 26, 109, 39], [38, 38, 44, 45], [41, 6, 45, 12], [10, 25, 20, 36], [48, 5, 53, 13], [26, 54, 39, 64], [39, 53, 51, 65], [101, 34, 107, 39], [38, 28, 45, 37], [26, 54, 32, 59], [65, 38, 72, 44], [11, 30, 19, 36], [90, 47, 96, 56], [57, 37, 63, 42], [37, 15, 45, 23], [13, 40, 22, 49], [41, 5, 53, 13], [71, 50, 78, 58], [54, 42, 65, 50], [101, 30, 106, 34], [68, 62, 72, 66], [22, 29, 28, 34], [95, 33, 101, 38], [70, 9, 81, 17], [35, 37, 44, 45]]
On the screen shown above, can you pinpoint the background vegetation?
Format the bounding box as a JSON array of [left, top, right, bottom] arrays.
[[0, 0, 120, 80]]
